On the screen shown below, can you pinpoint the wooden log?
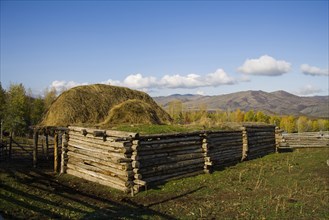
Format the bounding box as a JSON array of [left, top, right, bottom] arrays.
[[247, 135, 275, 142], [69, 133, 133, 149], [138, 131, 201, 140], [135, 158, 204, 174], [69, 126, 138, 138], [67, 151, 132, 171], [66, 169, 130, 192], [139, 163, 205, 178], [67, 145, 132, 163], [54, 132, 59, 173], [45, 134, 49, 160], [67, 159, 132, 181], [205, 132, 242, 139], [60, 133, 67, 174], [68, 141, 131, 159], [93, 130, 106, 137], [133, 179, 147, 186], [208, 150, 242, 157], [136, 145, 202, 156], [206, 142, 242, 149], [8, 132, 13, 159], [132, 140, 201, 151], [68, 136, 132, 153], [137, 152, 204, 166], [138, 136, 202, 145], [69, 130, 115, 142], [67, 163, 133, 187]]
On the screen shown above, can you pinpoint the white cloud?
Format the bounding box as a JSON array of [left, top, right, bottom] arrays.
[[102, 69, 236, 89], [50, 80, 88, 92], [300, 64, 329, 76], [205, 69, 236, 86], [196, 90, 205, 95], [237, 55, 291, 76], [122, 73, 158, 88], [49, 69, 238, 94], [296, 84, 323, 96], [159, 74, 204, 88]]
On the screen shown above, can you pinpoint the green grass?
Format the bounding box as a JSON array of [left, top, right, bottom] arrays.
[[1, 148, 329, 219]]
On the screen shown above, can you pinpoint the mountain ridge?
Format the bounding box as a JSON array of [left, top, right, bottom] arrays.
[[153, 90, 329, 118]]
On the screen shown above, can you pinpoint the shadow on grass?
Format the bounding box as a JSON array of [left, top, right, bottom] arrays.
[[0, 161, 175, 219]]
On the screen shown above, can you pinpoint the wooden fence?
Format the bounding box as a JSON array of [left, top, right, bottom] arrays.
[[66, 126, 137, 192], [132, 132, 204, 192], [242, 125, 276, 160], [62, 125, 277, 194], [203, 130, 243, 170], [282, 132, 329, 148], [0, 136, 54, 162]]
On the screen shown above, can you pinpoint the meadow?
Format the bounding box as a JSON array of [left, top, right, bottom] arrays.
[[1, 148, 328, 219]]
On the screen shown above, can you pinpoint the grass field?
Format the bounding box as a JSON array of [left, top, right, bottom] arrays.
[[1, 148, 328, 219]]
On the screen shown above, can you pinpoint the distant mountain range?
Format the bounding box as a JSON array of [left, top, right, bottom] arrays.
[[153, 90, 329, 118]]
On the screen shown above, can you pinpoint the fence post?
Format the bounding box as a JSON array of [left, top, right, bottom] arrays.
[[54, 132, 59, 173], [9, 132, 13, 159], [60, 133, 67, 174], [45, 132, 49, 160], [33, 129, 38, 168], [241, 127, 248, 161]]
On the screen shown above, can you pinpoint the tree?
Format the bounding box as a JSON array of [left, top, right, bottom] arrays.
[[280, 116, 296, 133], [4, 83, 28, 136], [44, 87, 57, 110], [269, 115, 281, 126], [0, 83, 6, 138], [30, 97, 45, 125], [255, 111, 269, 123], [311, 120, 319, 132], [0, 83, 6, 121], [318, 119, 329, 131], [168, 100, 183, 124], [296, 116, 308, 132], [234, 108, 245, 123], [244, 110, 256, 122]]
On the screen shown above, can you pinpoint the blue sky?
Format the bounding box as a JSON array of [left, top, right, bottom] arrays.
[[1, 0, 328, 97]]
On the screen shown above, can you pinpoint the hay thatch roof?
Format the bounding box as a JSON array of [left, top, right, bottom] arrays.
[[40, 84, 172, 127]]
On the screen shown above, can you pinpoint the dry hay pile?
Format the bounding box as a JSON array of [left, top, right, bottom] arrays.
[[40, 84, 172, 127]]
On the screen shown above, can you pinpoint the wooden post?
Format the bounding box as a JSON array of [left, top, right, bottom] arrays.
[[45, 133, 49, 160], [241, 127, 248, 161], [60, 133, 67, 174], [33, 130, 38, 168], [54, 132, 59, 173], [8, 132, 13, 159]]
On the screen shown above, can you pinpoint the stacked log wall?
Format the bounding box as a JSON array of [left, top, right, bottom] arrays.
[[282, 132, 329, 148], [64, 125, 278, 194], [243, 125, 276, 160], [132, 132, 205, 191], [203, 131, 243, 170], [66, 126, 137, 192]]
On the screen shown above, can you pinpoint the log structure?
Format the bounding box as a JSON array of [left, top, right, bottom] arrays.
[[66, 126, 137, 193], [132, 132, 205, 192], [203, 131, 243, 171], [282, 132, 329, 148], [63, 125, 277, 194], [242, 125, 276, 160]]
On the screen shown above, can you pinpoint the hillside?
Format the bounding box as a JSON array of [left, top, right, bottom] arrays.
[[154, 90, 329, 118]]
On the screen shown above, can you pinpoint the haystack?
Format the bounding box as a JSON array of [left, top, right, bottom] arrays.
[[40, 84, 172, 127], [102, 99, 163, 125]]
